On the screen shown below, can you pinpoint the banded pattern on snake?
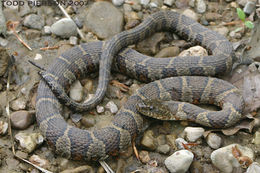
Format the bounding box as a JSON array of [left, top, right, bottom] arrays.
[[36, 11, 244, 161]]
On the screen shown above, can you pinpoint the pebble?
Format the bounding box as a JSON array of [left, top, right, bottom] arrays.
[[182, 9, 198, 21], [84, 1, 123, 39], [206, 133, 222, 149], [70, 113, 82, 123], [69, 80, 84, 102], [29, 155, 49, 169], [112, 0, 125, 6], [179, 46, 208, 57], [205, 12, 222, 22], [43, 26, 51, 35], [157, 144, 170, 154], [10, 111, 35, 130], [141, 130, 156, 150], [164, 150, 194, 173], [129, 83, 140, 95], [196, 0, 206, 14], [237, 0, 247, 7], [175, 138, 188, 150], [81, 117, 95, 128], [163, 0, 175, 6], [96, 105, 105, 113], [252, 131, 260, 145], [15, 132, 44, 153], [243, 1, 256, 15], [184, 127, 205, 142], [50, 18, 77, 38], [10, 97, 27, 111], [23, 14, 44, 30], [139, 150, 151, 163], [166, 134, 177, 148], [105, 101, 118, 114], [155, 46, 180, 57], [246, 162, 260, 173], [0, 47, 10, 76], [34, 53, 42, 60], [140, 0, 150, 6], [211, 144, 254, 173], [69, 36, 78, 45], [0, 121, 8, 135], [0, 37, 8, 47], [213, 26, 229, 36]]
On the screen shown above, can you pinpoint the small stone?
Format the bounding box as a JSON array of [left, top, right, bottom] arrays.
[[141, 130, 156, 150], [10, 97, 27, 111], [166, 134, 176, 148], [252, 131, 260, 145], [25, 29, 41, 40], [205, 12, 222, 22], [129, 83, 140, 95], [96, 105, 105, 113], [211, 144, 254, 173], [105, 101, 118, 114], [189, 0, 195, 7], [60, 159, 69, 171], [155, 46, 180, 57], [81, 117, 95, 128], [0, 121, 8, 135], [206, 133, 222, 149], [69, 36, 78, 45], [246, 162, 260, 173], [23, 14, 44, 30], [165, 150, 194, 173], [140, 0, 150, 6], [229, 30, 242, 39], [179, 46, 208, 57], [3, 0, 18, 10], [123, 4, 132, 12], [237, 0, 247, 7], [196, 0, 206, 14], [149, 2, 158, 8], [69, 80, 83, 102], [213, 26, 229, 37], [230, 2, 238, 8], [182, 9, 198, 21], [70, 114, 82, 123], [15, 132, 44, 153], [243, 1, 256, 15], [10, 111, 35, 130], [0, 37, 8, 47], [29, 155, 49, 169], [0, 47, 11, 76], [139, 150, 150, 164], [184, 127, 205, 142], [163, 0, 175, 6], [175, 138, 188, 150], [112, 0, 125, 6], [157, 144, 170, 154], [84, 79, 93, 92], [51, 18, 77, 38], [43, 26, 51, 35]]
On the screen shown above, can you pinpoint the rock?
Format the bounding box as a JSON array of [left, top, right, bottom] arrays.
[[105, 101, 118, 114], [155, 46, 180, 57], [96, 105, 105, 113], [237, 0, 247, 7], [175, 138, 188, 150], [23, 14, 44, 30], [43, 26, 51, 35], [165, 150, 194, 173], [84, 1, 123, 39], [15, 132, 44, 153], [212, 26, 229, 36], [25, 29, 41, 40], [70, 113, 82, 123], [0, 37, 8, 47], [141, 130, 156, 150], [246, 162, 260, 173], [243, 1, 256, 15], [51, 18, 77, 38], [205, 12, 222, 22], [163, 0, 175, 6], [112, 0, 125, 6], [129, 83, 140, 95], [182, 9, 198, 21], [69, 36, 78, 45], [184, 127, 205, 142], [196, 0, 206, 14], [83, 79, 93, 92], [166, 134, 176, 148], [10, 111, 35, 130], [19, 1, 31, 17], [139, 150, 150, 164], [81, 117, 95, 128], [29, 155, 49, 169], [252, 131, 260, 145], [157, 144, 170, 154], [10, 97, 27, 111], [0, 47, 10, 76], [0, 0, 7, 36], [206, 133, 222, 149], [69, 80, 83, 102], [211, 144, 254, 173], [0, 121, 8, 135], [34, 54, 42, 60], [60, 165, 94, 173], [140, 0, 150, 6], [179, 46, 208, 57]]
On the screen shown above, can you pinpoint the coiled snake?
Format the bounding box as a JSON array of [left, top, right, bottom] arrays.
[[36, 11, 244, 161]]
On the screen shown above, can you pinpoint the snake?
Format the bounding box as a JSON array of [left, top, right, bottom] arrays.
[[36, 11, 244, 161]]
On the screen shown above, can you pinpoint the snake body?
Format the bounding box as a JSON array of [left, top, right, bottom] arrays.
[[36, 11, 244, 161]]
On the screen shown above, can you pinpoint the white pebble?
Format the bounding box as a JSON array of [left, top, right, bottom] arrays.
[[0, 121, 8, 135], [246, 162, 260, 173], [196, 0, 206, 13], [69, 36, 78, 45], [140, 0, 150, 6], [34, 53, 42, 60], [165, 150, 194, 173], [184, 127, 205, 142], [175, 138, 188, 150], [112, 0, 125, 6], [43, 26, 51, 35], [69, 80, 83, 102], [96, 105, 105, 113], [163, 0, 175, 7], [206, 133, 222, 149], [105, 101, 118, 114], [15, 132, 44, 153]]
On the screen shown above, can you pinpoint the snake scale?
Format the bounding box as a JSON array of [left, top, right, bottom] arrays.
[[36, 11, 244, 161]]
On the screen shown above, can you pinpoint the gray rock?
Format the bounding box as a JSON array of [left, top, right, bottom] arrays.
[[0, 121, 8, 135], [140, 0, 150, 6], [184, 127, 205, 142], [51, 18, 77, 38], [212, 26, 229, 36], [196, 0, 206, 14], [70, 114, 82, 123], [175, 138, 188, 150], [112, 0, 125, 6], [252, 131, 260, 144], [84, 1, 123, 39], [10, 97, 27, 111], [163, 0, 175, 6], [211, 144, 254, 173], [182, 9, 198, 21], [165, 150, 194, 173], [81, 117, 95, 128], [69, 36, 78, 45], [0, 37, 8, 47], [23, 14, 44, 30], [10, 111, 35, 130], [43, 26, 51, 35], [246, 162, 260, 173], [155, 46, 180, 57], [141, 130, 156, 150], [243, 1, 256, 15], [237, 0, 247, 7], [69, 80, 84, 102], [105, 101, 118, 114], [19, 2, 31, 17], [0, 47, 10, 76], [206, 133, 222, 149], [15, 132, 44, 153], [157, 144, 170, 154]]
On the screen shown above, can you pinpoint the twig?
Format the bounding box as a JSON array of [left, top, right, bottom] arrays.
[[222, 20, 243, 26], [40, 45, 60, 50]]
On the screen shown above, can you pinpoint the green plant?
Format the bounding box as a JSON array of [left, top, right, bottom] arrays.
[[236, 8, 254, 29]]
